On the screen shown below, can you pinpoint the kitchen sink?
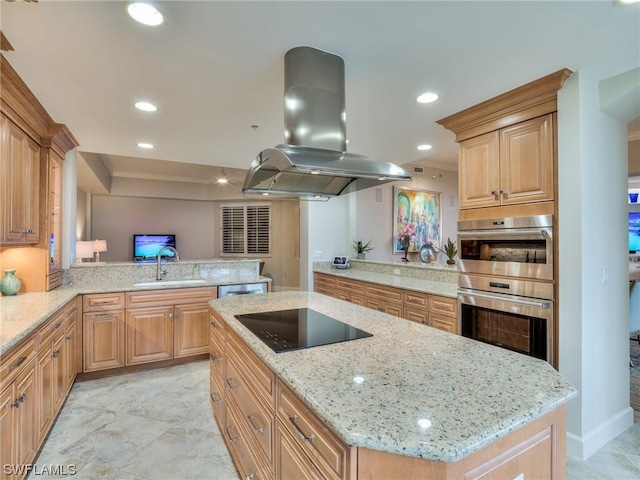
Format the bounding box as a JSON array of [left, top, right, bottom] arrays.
[[133, 279, 208, 287]]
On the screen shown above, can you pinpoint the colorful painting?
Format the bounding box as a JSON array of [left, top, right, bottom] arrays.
[[393, 187, 441, 253]]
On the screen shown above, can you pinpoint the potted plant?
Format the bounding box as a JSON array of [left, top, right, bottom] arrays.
[[353, 239, 374, 260], [434, 237, 458, 265]]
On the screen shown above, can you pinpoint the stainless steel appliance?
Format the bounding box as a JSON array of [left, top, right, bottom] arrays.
[[457, 215, 555, 365], [234, 308, 373, 353], [218, 282, 268, 297], [458, 274, 554, 364], [458, 215, 553, 280]]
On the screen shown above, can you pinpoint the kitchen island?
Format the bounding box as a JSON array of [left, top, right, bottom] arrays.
[[210, 290, 576, 479]]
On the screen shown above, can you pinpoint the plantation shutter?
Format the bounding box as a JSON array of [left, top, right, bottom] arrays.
[[220, 203, 271, 256]]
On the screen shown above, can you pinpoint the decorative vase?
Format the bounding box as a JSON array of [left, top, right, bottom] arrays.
[[0, 269, 22, 296], [356, 253, 365, 260], [446, 259, 456, 266]]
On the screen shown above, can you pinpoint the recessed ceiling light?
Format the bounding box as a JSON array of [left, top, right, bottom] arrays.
[[134, 101, 158, 112], [127, 3, 164, 26], [614, 0, 639, 5], [416, 92, 439, 104], [137, 142, 154, 149], [217, 177, 228, 184], [417, 144, 433, 151]]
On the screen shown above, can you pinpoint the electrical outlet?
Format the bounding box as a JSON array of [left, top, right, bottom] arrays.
[[313, 250, 323, 259]]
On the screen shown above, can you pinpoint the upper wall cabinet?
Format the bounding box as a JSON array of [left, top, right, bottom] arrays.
[[459, 114, 554, 209], [0, 114, 40, 244], [438, 69, 571, 217]]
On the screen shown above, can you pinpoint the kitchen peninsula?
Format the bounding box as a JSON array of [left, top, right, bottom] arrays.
[[209, 290, 576, 479]]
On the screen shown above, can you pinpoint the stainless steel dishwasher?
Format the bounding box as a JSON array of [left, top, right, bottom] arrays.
[[218, 282, 268, 297]]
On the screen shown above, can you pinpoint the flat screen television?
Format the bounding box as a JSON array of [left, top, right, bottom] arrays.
[[630, 213, 640, 253], [133, 234, 177, 263]]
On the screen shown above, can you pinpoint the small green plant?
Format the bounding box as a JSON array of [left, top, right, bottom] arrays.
[[353, 239, 374, 254], [433, 237, 457, 263]]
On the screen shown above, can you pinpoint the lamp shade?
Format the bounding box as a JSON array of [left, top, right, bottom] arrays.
[[76, 241, 94, 262], [93, 239, 107, 262], [93, 240, 107, 253]]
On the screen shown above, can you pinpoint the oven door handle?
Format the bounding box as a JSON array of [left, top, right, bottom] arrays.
[[458, 289, 551, 309], [458, 229, 551, 240]]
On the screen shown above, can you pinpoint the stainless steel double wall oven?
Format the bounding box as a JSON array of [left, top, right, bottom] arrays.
[[457, 215, 555, 365]]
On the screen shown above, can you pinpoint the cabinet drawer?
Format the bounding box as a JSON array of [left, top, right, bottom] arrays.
[[224, 400, 270, 480], [210, 366, 225, 427], [37, 309, 67, 347], [227, 329, 276, 408], [314, 273, 336, 290], [210, 332, 225, 380], [365, 283, 403, 303], [226, 357, 274, 465], [429, 312, 459, 334], [46, 270, 63, 291], [126, 287, 215, 308], [335, 278, 364, 294], [404, 307, 428, 324], [403, 291, 429, 308], [0, 336, 36, 392], [429, 295, 458, 318], [277, 381, 351, 480], [276, 420, 327, 480], [209, 310, 226, 346], [83, 293, 125, 312]]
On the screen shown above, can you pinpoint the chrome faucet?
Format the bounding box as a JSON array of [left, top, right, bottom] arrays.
[[156, 246, 180, 280]]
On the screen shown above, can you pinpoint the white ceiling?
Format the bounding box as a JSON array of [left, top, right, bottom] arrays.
[[1, 1, 639, 195]]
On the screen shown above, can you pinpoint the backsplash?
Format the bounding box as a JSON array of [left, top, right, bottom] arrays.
[[313, 259, 458, 284], [67, 260, 261, 287]]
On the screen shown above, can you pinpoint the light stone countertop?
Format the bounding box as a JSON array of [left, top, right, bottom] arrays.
[[313, 264, 458, 298], [210, 290, 576, 463], [0, 274, 269, 355]]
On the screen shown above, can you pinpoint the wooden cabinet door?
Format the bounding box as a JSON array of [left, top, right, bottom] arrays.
[[35, 343, 54, 444], [500, 114, 554, 205], [52, 331, 66, 413], [1, 116, 40, 244], [459, 131, 500, 209], [174, 303, 210, 358], [125, 306, 174, 365], [63, 318, 77, 391], [83, 311, 125, 372], [0, 380, 16, 480], [14, 362, 37, 473]]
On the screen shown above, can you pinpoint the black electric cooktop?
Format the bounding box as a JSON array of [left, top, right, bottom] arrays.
[[234, 308, 373, 353]]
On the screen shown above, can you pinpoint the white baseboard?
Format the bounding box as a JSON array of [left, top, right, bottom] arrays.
[[566, 406, 635, 460]]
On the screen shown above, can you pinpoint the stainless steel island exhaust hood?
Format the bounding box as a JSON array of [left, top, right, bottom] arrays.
[[242, 46, 411, 199]]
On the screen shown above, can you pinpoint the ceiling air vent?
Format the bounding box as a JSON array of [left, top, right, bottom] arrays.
[[413, 166, 425, 175]]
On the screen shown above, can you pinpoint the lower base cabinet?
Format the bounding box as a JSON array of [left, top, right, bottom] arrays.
[[210, 309, 566, 480]]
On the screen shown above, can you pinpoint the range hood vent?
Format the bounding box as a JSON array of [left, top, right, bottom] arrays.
[[242, 46, 411, 199]]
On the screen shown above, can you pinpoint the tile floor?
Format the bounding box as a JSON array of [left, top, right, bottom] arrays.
[[29, 360, 640, 480]]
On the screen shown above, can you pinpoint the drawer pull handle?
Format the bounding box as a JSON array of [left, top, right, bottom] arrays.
[[210, 352, 220, 361], [247, 414, 265, 434], [94, 312, 114, 318], [8, 356, 27, 371], [246, 474, 258, 480], [210, 392, 222, 404], [288, 415, 315, 443], [52, 350, 60, 358], [93, 300, 116, 304], [210, 321, 220, 328], [226, 425, 239, 443], [52, 322, 62, 330], [226, 378, 239, 392]]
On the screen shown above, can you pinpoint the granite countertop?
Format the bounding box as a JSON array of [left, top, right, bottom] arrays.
[[0, 274, 270, 355], [210, 290, 576, 463], [313, 264, 458, 299]]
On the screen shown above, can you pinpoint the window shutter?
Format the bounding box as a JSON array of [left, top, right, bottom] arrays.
[[247, 205, 271, 254], [220, 203, 271, 256], [221, 205, 245, 254]]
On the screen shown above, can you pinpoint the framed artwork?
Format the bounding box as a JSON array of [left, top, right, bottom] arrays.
[[393, 187, 441, 253]]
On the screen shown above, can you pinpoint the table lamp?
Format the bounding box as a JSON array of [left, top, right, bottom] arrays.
[[93, 239, 107, 262], [76, 241, 94, 263]]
